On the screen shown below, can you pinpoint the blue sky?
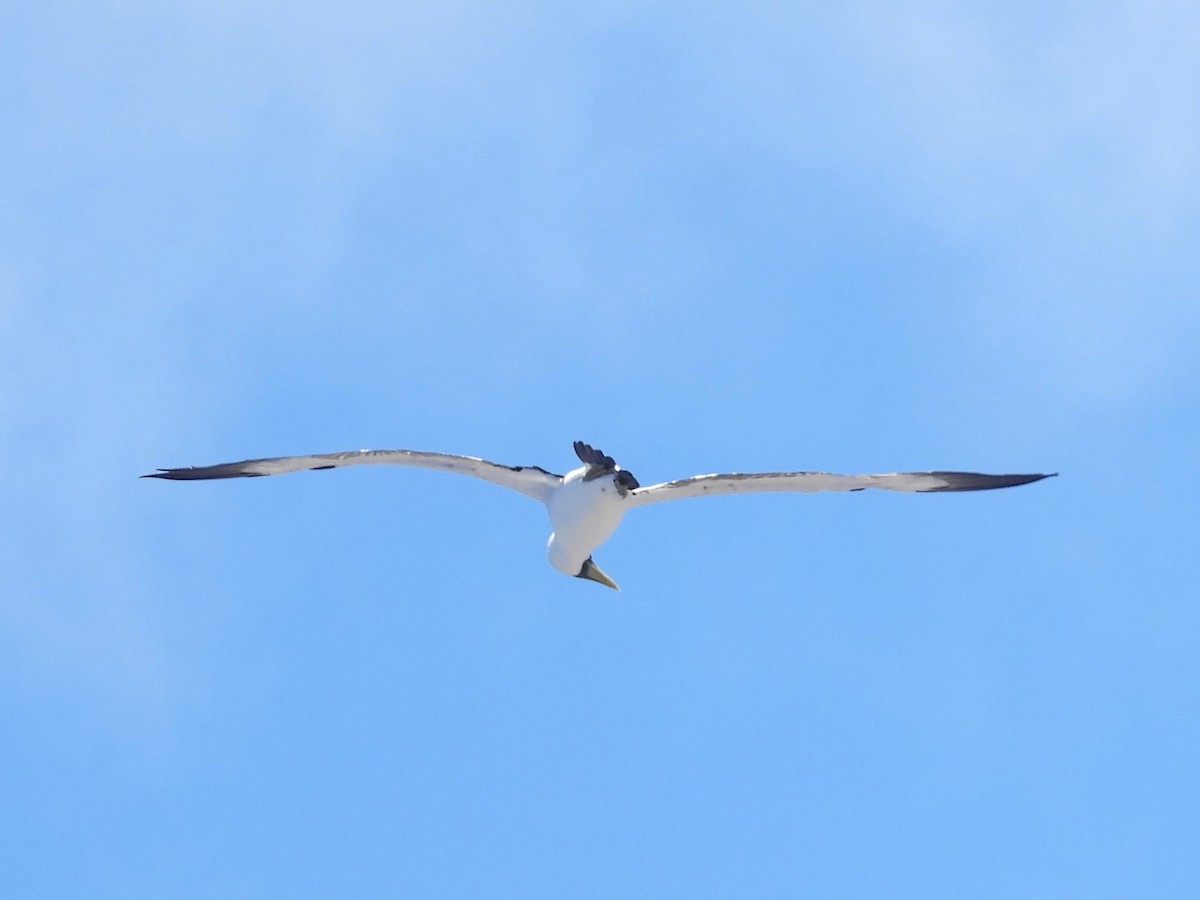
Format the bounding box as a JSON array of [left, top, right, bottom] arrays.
[[3, 2, 1198, 896]]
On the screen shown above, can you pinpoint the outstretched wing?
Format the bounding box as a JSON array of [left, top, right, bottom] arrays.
[[143, 448, 563, 503], [629, 470, 1054, 507]]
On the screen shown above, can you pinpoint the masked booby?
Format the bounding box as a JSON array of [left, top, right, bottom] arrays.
[[144, 441, 1054, 590]]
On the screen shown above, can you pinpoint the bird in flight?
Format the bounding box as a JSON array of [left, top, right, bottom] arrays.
[[145, 441, 1054, 590]]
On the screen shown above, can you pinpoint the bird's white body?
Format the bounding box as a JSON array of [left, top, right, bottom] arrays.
[[546, 467, 630, 576], [146, 440, 1053, 589]]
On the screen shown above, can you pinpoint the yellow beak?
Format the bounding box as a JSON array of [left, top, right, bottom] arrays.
[[578, 558, 620, 591]]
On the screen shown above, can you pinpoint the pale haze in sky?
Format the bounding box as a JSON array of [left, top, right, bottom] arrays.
[[2, 3, 1198, 897]]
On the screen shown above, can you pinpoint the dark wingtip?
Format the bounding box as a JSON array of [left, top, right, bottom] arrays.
[[927, 471, 1058, 492], [142, 468, 194, 480], [140, 466, 264, 480], [142, 469, 193, 480], [1019, 472, 1057, 485]]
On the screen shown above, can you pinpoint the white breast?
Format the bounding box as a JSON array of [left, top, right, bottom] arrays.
[[545, 467, 630, 575]]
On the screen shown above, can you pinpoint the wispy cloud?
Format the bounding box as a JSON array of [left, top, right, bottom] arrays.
[[692, 2, 1200, 404], [4, 1, 1196, 739]]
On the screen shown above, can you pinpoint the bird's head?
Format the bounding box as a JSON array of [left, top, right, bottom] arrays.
[[577, 557, 619, 591]]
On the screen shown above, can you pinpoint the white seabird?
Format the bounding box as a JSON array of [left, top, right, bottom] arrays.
[[145, 440, 1054, 590]]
